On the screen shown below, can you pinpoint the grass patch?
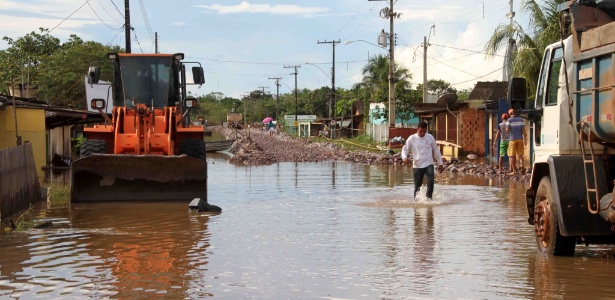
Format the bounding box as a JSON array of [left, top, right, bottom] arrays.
[[4, 205, 36, 232], [308, 134, 384, 153], [48, 182, 71, 207]]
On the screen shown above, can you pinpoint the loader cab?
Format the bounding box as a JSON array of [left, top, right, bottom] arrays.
[[114, 54, 176, 108]]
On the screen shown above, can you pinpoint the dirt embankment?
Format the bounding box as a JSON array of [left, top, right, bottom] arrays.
[[212, 125, 530, 182]]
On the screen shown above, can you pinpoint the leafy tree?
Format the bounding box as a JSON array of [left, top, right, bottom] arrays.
[[356, 54, 412, 123], [416, 79, 456, 98], [485, 0, 564, 98], [396, 86, 421, 126], [457, 87, 473, 101], [0, 28, 60, 95], [37, 35, 120, 108]]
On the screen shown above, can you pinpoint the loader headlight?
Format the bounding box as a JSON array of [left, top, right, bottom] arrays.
[[184, 97, 197, 108], [91, 98, 106, 109]]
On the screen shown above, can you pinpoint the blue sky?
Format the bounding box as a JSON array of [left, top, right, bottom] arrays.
[[0, 0, 529, 99]]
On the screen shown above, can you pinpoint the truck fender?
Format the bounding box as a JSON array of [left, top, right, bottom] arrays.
[[533, 156, 612, 236]]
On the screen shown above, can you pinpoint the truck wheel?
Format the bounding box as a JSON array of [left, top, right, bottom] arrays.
[[534, 176, 576, 256], [79, 139, 107, 158], [179, 139, 205, 160]]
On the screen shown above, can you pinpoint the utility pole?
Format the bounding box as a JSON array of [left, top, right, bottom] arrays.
[[503, 0, 516, 81], [257, 86, 269, 122], [155, 32, 158, 54], [124, 0, 131, 53], [370, 0, 400, 127], [422, 25, 435, 103], [269, 77, 282, 121], [285, 65, 300, 132], [318, 39, 340, 138], [423, 36, 427, 103]]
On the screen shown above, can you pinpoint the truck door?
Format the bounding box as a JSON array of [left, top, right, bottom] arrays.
[[533, 45, 565, 162]]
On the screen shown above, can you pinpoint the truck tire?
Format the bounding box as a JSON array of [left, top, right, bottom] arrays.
[[534, 176, 576, 256], [79, 139, 107, 158], [179, 139, 205, 160]]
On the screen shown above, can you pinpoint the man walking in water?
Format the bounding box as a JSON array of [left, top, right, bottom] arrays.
[[401, 121, 444, 199]]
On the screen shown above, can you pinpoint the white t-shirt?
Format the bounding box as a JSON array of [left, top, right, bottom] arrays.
[[401, 133, 443, 168]]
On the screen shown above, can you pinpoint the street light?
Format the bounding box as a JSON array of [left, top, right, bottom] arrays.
[[344, 40, 385, 49], [305, 62, 331, 78], [305, 62, 335, 125]]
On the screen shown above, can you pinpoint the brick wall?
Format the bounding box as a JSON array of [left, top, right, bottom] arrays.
[[460, 108, 486, 155]]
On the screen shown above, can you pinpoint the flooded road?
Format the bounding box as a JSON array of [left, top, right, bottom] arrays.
[[3, 155, 615, 299]]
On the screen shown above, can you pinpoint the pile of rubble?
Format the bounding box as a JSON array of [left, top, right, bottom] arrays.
[[212, 125, 530, 182]]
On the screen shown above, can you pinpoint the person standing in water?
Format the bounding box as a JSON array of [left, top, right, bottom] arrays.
[[492, 113, 510, 173], [401, 121, 444, 200]]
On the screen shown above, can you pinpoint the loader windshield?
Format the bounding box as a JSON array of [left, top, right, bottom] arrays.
[[120, 56, 172, 108]]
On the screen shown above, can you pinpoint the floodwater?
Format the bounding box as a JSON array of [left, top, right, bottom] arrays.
[[3, 155, 615, 299]]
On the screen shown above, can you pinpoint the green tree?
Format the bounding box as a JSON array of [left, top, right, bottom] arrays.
[[37, 35, 119, 108], [416, 79, 456, 98], [0, 28, 60, 95], [356, 54, 412, 122], [485, 0, 564, 97], [396, 86, 421, 126]]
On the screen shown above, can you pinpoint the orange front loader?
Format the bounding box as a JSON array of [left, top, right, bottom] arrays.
[[71, 52, 208, 202]]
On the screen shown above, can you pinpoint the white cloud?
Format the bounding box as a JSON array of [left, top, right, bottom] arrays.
[[195, 1, 328, 16], [171, 22, 187, 27]]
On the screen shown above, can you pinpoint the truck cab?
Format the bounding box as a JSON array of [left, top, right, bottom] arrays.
[[523, 1, 615, 256]]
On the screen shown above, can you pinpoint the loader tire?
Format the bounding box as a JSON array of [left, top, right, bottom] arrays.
[[180, 139, 206, 160], [79, 139, 107, 158]]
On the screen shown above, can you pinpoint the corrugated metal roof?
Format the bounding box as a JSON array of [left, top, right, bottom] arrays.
[[467, 81, 509, 101]]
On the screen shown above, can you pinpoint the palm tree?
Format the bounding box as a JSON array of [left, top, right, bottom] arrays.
[[485, 0, 565, 97]]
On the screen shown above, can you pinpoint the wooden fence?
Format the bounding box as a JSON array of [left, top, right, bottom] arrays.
[[0, 143, 42, 222]]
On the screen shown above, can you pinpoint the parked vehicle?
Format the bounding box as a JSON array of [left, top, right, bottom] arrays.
[[72, 52, 208, 202], [521, 0, 615, 256]]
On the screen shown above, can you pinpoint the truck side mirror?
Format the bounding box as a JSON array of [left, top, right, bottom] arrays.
[[88, 66, 101, 84], [508, 77, 527, 110], [192, 67, 205, 85]]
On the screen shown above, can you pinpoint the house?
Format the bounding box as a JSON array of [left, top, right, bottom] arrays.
[[0, 95, 105, 183], [464, 81, 508, 161], [413, 81, 509, 159], [367, 102, 420, 143]]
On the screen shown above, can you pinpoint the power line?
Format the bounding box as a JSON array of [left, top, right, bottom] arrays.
[[430, 43, 507, 58], [187, 57, 368, 66], [108, 26, 124, 45], [138, 0, 155, 45], [450, 67, 503, 86], [94, 0, 123, 24], [108, 0, 124, 18], [133, 30, 144, 53], [87, 0, 123, 30], [49, 0, 90, 33]]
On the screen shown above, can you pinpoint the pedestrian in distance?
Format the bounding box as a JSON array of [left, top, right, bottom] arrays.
[[401, 121, 445, 200], [268, 120, 275, 137], [506, 108, 527, 175], [492, 113, 510, 174]]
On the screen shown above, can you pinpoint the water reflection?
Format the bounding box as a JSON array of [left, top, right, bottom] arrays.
[[0, 203, 214, 299], [5, 160, 615, 298]]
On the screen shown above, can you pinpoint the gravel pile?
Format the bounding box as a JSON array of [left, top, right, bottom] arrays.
[[212, 125, 530, 182]]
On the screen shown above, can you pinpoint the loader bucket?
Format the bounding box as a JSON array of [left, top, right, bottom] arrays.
[[71, 154, 208, 202]]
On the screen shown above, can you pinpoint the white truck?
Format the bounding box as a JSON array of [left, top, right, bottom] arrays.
[[521, 0, 615, 256]]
